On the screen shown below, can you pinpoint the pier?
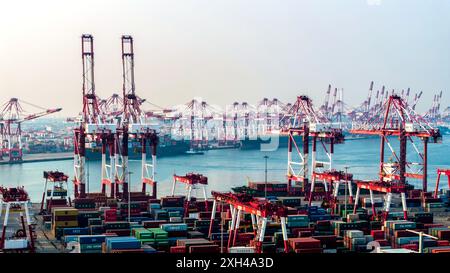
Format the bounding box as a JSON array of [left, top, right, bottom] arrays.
[[0, 153, 73, 165]]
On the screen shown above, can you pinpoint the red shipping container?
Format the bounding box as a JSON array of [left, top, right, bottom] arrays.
[[289, 237, 321, 250], [237, 233, 254, 242], [437, 240, 450, 246], [312, 235, 337, 249], [394, 230, 418, 238], [105, 229, 130, 236], [298, 231, 312, 237], [438, 230, 450, 241], [170, 246, 187, 253], [402, 244, 418, 251], [431, 248, 450, 253], [189, 245, 220, 253], [375, 239, 390, 247], [104, 215, 118, 222], [371, 230, 385, 240], [290, 227, 314, 236], [294, 248, 322, 254], [424, 224, 444, 229]]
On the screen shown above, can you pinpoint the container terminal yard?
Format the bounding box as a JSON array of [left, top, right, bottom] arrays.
[[0, 32, 449, 255]]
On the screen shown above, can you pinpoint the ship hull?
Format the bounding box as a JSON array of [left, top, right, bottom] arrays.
[[239, 134, 290, 150], [85, 140, 190, 160]]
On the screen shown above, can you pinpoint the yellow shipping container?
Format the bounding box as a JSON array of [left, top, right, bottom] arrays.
[[52, 208, 79, 216], [52, 220, 79, 228]]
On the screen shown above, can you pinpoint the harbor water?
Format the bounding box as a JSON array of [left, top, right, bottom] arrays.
[[0, 137, 449, 202]]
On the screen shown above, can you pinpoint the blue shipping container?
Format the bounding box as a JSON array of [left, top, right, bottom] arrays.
[[78, 235, 107, 244], [106, 237, 141, 250], [63, 227, 90, 236]]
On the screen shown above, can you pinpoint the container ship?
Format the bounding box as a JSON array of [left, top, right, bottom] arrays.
[[437, 124, 450, 135], [84, 134, 190, 160], [240, 131, 290, 150]]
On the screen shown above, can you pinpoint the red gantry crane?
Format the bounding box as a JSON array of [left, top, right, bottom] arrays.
[[40, 171, 71, 213], [172, 173, 209, 217], [209, 191, 289, 253], [283, 95, 349, 206], [117, 35, 159, 199], [350, 91, 442, 220], [0, 98, 61, 162], [434, 169, 450, 198], [74, 34, 116, 199]]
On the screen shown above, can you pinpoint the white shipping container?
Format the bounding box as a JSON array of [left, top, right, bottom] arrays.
[[228, 247, 256, 254], [128, 123, 160, 133], [170, 217, 182, 223], [346, 230, 364, 238], [4, 239, 28, 249], [86, 123, 117, 134], [405, 122, 422, 133], [363, 197, 383, 204], [309, 122, 340, 133], [189, 213, 200, 219], [379, 248, 417, 253]]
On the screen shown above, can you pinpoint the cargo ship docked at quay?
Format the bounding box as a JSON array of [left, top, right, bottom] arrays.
[[84, 135, 190, 160], [239, 130, 383, 150]]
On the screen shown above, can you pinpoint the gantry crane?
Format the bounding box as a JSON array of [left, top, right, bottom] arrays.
[[0, 187, 35, 252], [172, 173, 209, 216], [350, 92, 442, 220], [209, 191, 289, 253], [434, 169, 450, 198], [423, 91, 443, 125], [116, 35, 159, 199], [73, 34, 116, 199], [40, 171, 71, 213], [177, 98, 217, 149], [284, 95, 347, 206], [99, 93, 124, 122], [0, 98, 61, 162]]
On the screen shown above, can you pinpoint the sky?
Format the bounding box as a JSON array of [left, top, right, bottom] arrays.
[[0, 0, 449, 117]]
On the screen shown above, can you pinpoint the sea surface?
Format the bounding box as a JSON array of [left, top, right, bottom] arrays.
[[1, 137, 449, 202]]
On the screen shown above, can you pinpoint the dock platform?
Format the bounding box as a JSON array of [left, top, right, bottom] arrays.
[[0, 153, 73, 165]]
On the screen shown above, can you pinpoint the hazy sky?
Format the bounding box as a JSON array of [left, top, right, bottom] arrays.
[[1, 0, 449, 117]]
